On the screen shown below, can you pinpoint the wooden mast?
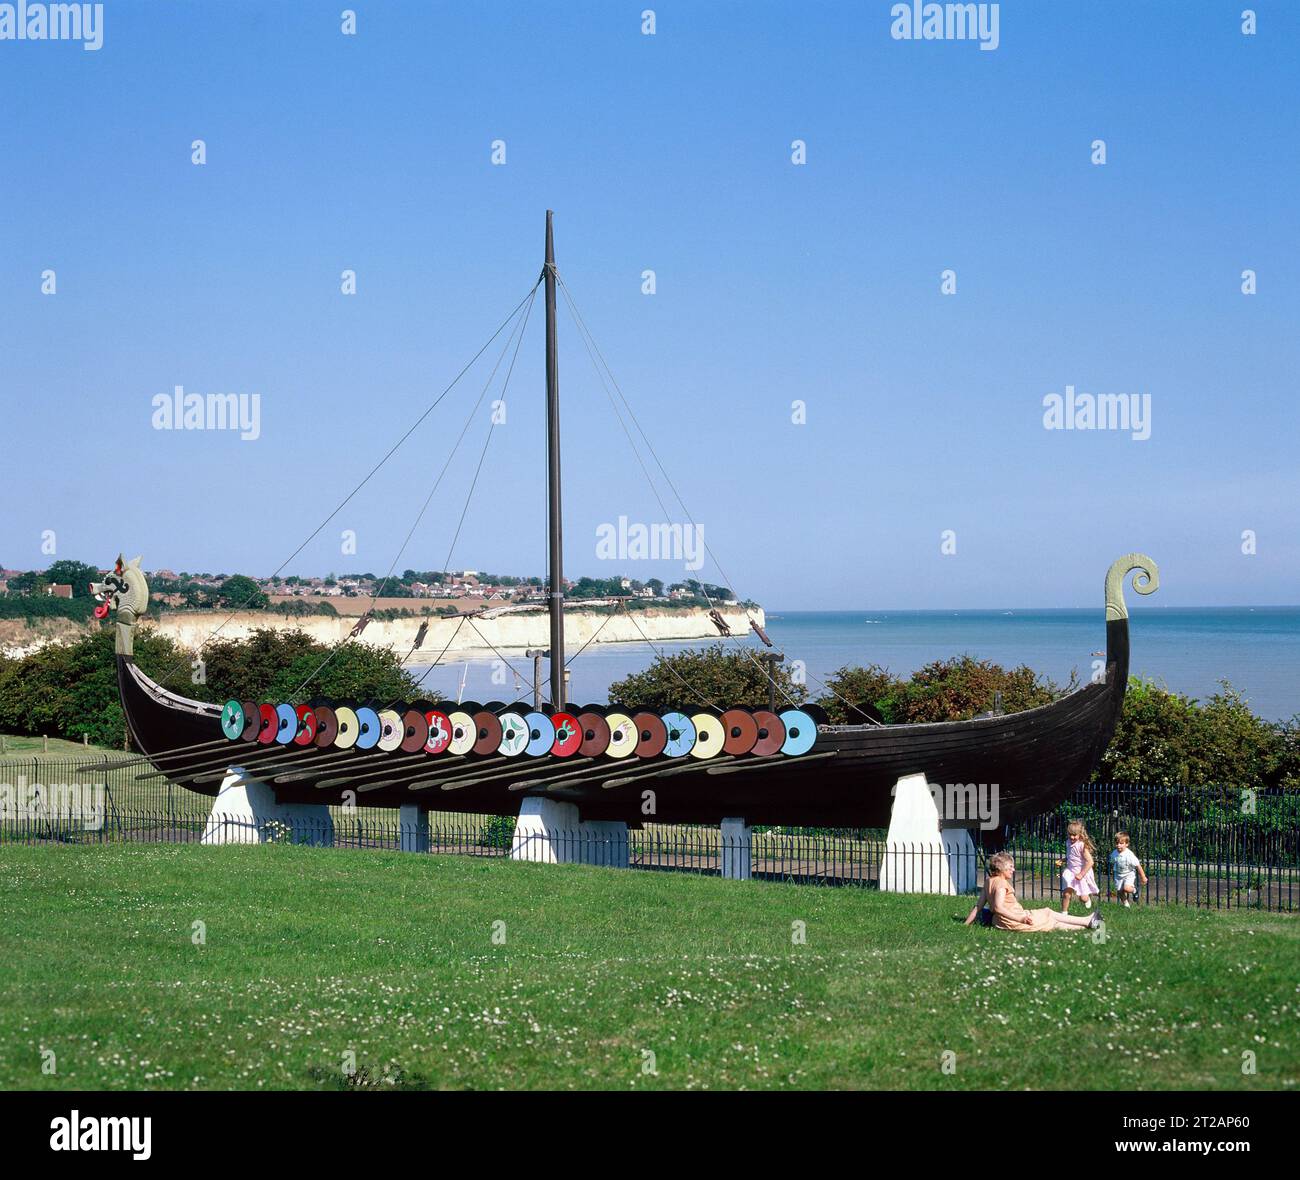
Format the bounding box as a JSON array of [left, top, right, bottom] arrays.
[[544, 211, 566, 708]]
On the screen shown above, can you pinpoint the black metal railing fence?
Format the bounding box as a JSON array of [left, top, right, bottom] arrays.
[[0, 758, 1294, 911]]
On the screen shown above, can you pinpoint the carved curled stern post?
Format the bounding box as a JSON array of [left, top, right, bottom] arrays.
[[1104, 553, 1159, 621]]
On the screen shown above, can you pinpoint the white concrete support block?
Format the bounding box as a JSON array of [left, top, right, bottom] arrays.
[[510, 797, 581, 863], [879, 772, 978, 895], [398, 803, 430, 853], [577, 820, 630, 868], [201, 769, 334, 846], [720, 817, 752, 880]]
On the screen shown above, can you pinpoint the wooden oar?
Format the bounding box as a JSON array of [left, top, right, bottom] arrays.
[[74, 735, 236, 773], [132, 743, 288, 781], [508, 754, 736, 794], [601, 756, 738, 789], [320, 755, 510, 793], [703, 751, 836, 775]]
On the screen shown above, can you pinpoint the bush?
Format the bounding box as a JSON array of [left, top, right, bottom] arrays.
[[481, 814, 516, 848], [200, 629, 419, 704], [0, 595, 99, 622], [608, 644, 806, 710], [816, 664, 902, 724], [0, 627, 421, 747], [818, 655, 1065, 725], [1097, 678, 1294, 795], [0, 629, 193, 748]]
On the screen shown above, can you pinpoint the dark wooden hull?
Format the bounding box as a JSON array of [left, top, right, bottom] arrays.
[[116, 619, 1130, 832]]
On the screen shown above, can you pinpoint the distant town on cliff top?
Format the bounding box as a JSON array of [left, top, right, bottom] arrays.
[[0, 559, 753, 622]]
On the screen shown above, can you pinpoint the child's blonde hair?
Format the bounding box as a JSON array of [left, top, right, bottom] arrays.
[[1114, 830, 1131, 845], [1066, 820, 1096, 856]]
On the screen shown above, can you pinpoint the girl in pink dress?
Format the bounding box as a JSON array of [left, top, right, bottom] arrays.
[[1061, 820, 1099, 911]]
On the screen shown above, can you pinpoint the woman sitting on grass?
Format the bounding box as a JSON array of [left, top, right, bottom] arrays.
[[964, 851, 1102, 932]]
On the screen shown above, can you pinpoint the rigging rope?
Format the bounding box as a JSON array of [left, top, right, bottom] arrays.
[[289, 285, 540, 701], [557, 272, 880, 724], [394, 613, 468, 701], [154, 281, 543, 692], [556, 276, 803, 709], [564, 600, 623, 668], [379, 282, 540, 703]]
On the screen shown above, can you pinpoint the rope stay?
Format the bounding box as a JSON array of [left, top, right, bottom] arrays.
[[557, 272, 881, 724], [155, 280, 543, 692], [290, 284, 541, 701]]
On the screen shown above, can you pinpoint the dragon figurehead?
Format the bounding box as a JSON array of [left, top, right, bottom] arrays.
[[90, 555, 150, 656]]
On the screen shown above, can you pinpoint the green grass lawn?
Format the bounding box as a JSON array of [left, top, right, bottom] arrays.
[[0, 733, 117, 757], [1, 843, 1296, 1091]]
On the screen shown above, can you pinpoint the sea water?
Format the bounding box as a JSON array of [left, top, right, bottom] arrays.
[[408, 607, 1299, 722]]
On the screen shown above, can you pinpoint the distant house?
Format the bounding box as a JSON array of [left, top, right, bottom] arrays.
[[46, 584, 73, 599]]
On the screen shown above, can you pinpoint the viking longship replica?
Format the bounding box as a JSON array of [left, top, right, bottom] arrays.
[[96, 213, 1159, 835]]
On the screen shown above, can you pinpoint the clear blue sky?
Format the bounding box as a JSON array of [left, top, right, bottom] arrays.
[[1, 1, 1296, 609]]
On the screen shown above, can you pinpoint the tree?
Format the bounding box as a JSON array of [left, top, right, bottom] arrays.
[[201, 628, 418, 702], [817, 656, 1066, 724], [44, 559, 101, 597], [5, 570, 47, 596], [216, 574, 267, 610], [0, 628, 197, 747], [1097, 678, 1292, 794], [608, 644, 806, 710], [816, 664, 902, 724]]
